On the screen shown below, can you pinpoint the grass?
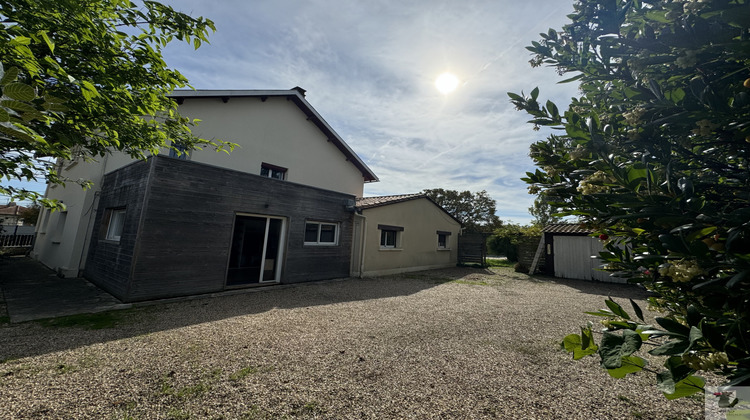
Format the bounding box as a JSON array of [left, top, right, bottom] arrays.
[[36, 311, 126, 330], [486, 258, 515, 268], [229, 366, 258, 381]]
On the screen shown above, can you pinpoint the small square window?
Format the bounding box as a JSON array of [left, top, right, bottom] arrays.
[[381, 230, 397, 248], [378, 224, 403, 249], [304, 221, 338, 245], [103, 208, 126, 241], [261, 163, 287, 180], [437, 230, 452, 249]]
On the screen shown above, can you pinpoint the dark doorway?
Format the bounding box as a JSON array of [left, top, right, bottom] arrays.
[[227, 214, 285, 286]]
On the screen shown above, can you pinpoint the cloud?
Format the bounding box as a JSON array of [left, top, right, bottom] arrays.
[[160, 0, 581, 225]]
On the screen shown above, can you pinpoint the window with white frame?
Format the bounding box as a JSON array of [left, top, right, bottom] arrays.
[[261, 162, 287, 180], [437, 230, 452, 249], [103, 208, 126, 241], [379, 224, 403, 249], [304, 221, 338, 245]]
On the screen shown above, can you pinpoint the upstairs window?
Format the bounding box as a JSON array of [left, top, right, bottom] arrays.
[[168, 141, 189, 160], [304, 221, 338, 245], [261, 162, 287, 180]]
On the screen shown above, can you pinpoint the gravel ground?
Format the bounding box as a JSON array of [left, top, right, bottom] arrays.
[[0, 267, 707, 419]]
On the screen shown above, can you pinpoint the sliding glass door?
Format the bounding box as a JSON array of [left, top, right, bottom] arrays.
[[226, 214, 285, 286]]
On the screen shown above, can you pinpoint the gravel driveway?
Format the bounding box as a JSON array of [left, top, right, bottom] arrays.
[[0, 267, 705, 419]]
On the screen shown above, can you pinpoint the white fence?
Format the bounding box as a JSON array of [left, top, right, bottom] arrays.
[[0, 234, 35, 248]]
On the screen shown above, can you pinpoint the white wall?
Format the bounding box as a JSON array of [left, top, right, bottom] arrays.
[[177, 96, 366, 197]]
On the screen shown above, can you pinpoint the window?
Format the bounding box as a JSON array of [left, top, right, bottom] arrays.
[[437, 230, 452, 249], [304, 221, 338, 245], [168, 141, 189, 160], [378, 224, 404, 249], [103, 208, 126, 241], [261, 162, 287, 180], [51, 211, 67, 244]]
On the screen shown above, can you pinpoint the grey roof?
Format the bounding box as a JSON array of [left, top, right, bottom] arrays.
[[356, 194, 463, 226], [170, 88, 378, 183], [355, 193, 425, 209], [542, 223, 593, 234]]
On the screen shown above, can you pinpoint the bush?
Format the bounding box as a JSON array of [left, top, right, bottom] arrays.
[[512, 0, 750, 397]]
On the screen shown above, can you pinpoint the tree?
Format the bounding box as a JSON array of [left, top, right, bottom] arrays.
[[0, 0, 231, 206], [18, 202, 39, 225], [422, 188, 501, 232], [487, 222, 540, 263], [511, 0, 750, 397], [528, 194, 561, 227]]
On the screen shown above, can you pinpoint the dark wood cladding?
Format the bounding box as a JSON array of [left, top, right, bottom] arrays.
[[85, 156, 355, 302], [84, 159, 152, 299]]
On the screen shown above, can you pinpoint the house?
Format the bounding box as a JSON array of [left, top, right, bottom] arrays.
[[31, 88, 460, 302], [1, 203, 27, 227], [353, 194, 462, 277], [541, 223, 623, 283]]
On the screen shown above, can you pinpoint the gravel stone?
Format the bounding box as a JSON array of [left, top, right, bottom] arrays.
[[0, 267, 707, 419]]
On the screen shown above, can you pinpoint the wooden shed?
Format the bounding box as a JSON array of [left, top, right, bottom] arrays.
[[541, 223, 624, 283]]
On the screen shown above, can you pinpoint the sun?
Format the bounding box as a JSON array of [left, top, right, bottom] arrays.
[[435, 72, 460, 94]]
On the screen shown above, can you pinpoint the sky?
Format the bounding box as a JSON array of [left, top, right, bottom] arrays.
[[6, 0, 581, 225]]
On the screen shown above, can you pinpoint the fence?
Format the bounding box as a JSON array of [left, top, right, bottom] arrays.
[[0, 234, 35, 248], [458, 232, 489, 266]]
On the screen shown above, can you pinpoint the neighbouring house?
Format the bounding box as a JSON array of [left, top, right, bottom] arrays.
[[1, 203, 26, 227], [353, 194, 462, 277], [540, 223, 622, 283], [31, 88, 461, 302], [0, 203, 36, 236]]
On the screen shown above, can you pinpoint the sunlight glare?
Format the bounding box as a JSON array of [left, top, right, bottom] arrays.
[[435, 72, 460, 94]]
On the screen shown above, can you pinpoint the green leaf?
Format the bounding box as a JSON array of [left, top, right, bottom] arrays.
[[39, 30, 55, 53], [0, 67, 19, 86], [599, 330, 642, 369], [629, 299, 644, 322], [3, 82, 35, 101], [605, 298, 630, 320], [0, 108, 9, 123], [664, 375, 705, 400], [530, 87, 539, 101], [649, 339, 690, 356], [607, 355, 647, 379], [1, 99, 37, 113], [561, 331, 598, 360], [655, 317, 690, 336]]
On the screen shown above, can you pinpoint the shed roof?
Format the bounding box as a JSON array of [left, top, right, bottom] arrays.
[[542, 223, 593, 234], [170, 88, 379, 183]]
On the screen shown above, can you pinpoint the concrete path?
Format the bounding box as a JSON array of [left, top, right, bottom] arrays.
[[0, 256, 131, 323]]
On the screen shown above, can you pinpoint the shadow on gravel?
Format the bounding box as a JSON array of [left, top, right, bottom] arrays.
[[0, 257, 648, 361], [0, 258, 489, 360], [532, 275, 651, 300]]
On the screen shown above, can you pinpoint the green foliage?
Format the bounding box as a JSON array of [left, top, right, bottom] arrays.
[[423, 188, 501, 232], [515, 0, 750, 395], [528, 194, 562, 226], [487, 223, 540, 261], [18, 202, 39, 224], [0, 0, 233, 205], [37, 310, 126, 329]]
